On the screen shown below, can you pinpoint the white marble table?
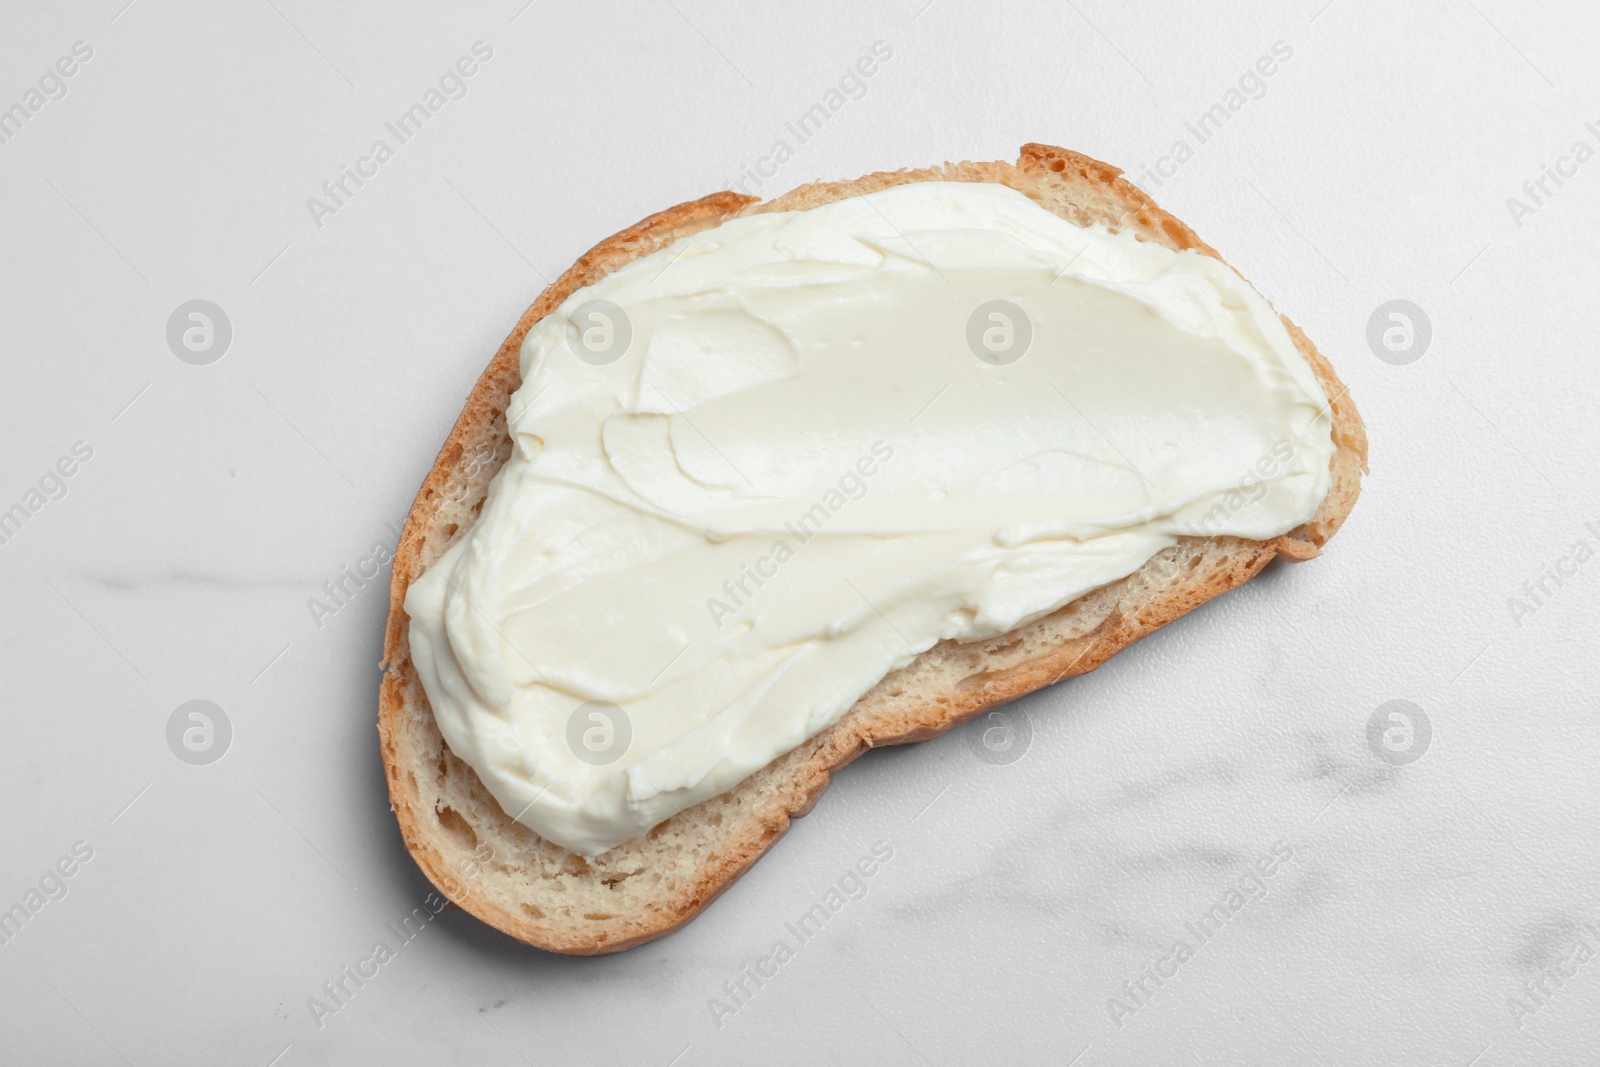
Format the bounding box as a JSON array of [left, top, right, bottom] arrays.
[[2, 1, 1595, 1063]]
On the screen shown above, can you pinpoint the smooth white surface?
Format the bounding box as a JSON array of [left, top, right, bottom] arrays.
[[0, 1, 1595, 1064], [407, 179, 1336, 856]]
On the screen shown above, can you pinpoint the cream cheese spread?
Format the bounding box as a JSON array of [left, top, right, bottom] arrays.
[[405, 181, 1334, 856]]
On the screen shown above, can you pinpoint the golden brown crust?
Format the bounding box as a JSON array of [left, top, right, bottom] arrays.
[[377, 145, 1366, 954]]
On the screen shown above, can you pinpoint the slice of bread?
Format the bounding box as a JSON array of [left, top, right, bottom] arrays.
[[379, 143, 1367, 955]]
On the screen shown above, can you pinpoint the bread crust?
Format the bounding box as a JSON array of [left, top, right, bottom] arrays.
[[378, 144, 1367, 954]]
